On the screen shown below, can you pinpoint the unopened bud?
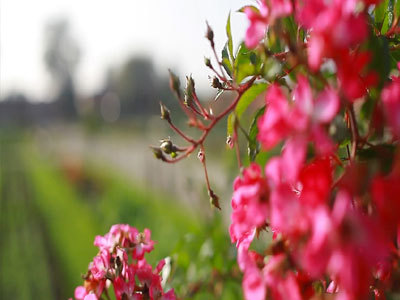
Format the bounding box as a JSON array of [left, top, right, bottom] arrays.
[[197, 149, 205, 163], [209, 189, 221, 210], [206, 22, 215, 47], [160, 102, 171, 121], [168, 69, 181, 96], [226, 136, 234, 149], [211, 77, 223, 89], [160, 139, 174, 154], [151, 147, 165, 161], [204, 57, 212, 68], [184, 76, 195, 107]]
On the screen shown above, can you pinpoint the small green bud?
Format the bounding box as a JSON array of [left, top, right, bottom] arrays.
[[209, 189, 221, 210], [204, 57, 212, 68], [160, 102, 171, 121]]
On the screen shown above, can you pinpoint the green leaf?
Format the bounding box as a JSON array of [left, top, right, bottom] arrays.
[[237, 5, 258, 13], [227, 83, 268, 136], [226, 12, 234, 62], [227, 113, 235, 138], [367, 35, 390, 88], [395, 0, 400, 18], [262, 58, 282, 81], [282, 16, 297, 38], [221, 43, 233, 77], [375, 0, 389, 24], [248, 106, 265, 161], [381, 10, 394, 34], [234, 43, 262, 83], [235, 83, 268, 118]]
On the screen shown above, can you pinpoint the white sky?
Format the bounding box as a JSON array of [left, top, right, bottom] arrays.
[[0, 0, 249, 101]]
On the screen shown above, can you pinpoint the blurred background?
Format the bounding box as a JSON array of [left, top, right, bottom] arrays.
[[0, 0, 252, 299]]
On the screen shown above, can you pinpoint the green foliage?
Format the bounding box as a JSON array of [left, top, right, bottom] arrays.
[[248, 106, 265, 162], [226, 12, 234, 62], [367, 34, 390, 88], [234, 43, 263, 83], [169, 215, 242, 299], [227, 83, 268, 137]]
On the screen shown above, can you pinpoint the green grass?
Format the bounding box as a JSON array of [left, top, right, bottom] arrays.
[[1, 132, 241, 299], [0, 135, 56, 299], [24, 146, 100, 297], [22, 141, 203, 298]]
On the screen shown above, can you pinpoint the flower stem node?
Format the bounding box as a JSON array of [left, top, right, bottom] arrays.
[[208, 189, 221, 210]]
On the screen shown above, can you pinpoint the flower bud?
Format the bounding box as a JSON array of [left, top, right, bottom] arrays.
[[160, 139, 173, 154], [197, 149, 205, 163], [204, 57, 212, 68], [226, 136, 234, 149], [211, 76, 223, 89], [151, 147, 165, 161], [206, 22, 215, 47], [160, 102, 171, 121], [184, 76, 195, 107], [168, 69, 181, 97], [209, 189, 221, 210]]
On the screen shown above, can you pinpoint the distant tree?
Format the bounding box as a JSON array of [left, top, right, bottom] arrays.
[[43, 18, 80, 118], [105, 56, 178, 117], [115, 57, 157, 115]]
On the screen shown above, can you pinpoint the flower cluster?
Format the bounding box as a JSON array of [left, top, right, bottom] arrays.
[[147, 0, 400, 298], [71, 225, 176, 300], [245, 0, 377, 101], [228, 0, 400, 299]]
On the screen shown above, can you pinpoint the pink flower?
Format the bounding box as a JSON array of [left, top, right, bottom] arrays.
[[372, 169, 400, 240], [244, 0, 292, 48], [337, 50, 377, 101], [243, 267, 266, 300], [298, 157, 333, 207], [236, 231, 266, 300], [230, 164, 269, 243], [74, 286, 88, 300], [381, 68, 400, 138], [94, 224, 139, 252], [90, 250, 110, 280], [263, 254, 303, 300], [259, 77, 339, 183], [257, 84, 292, 149], [296, 0, 369, 70], [132, 228, 155, 260]]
